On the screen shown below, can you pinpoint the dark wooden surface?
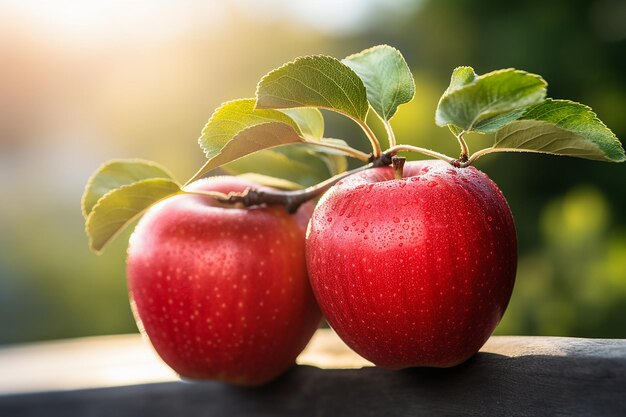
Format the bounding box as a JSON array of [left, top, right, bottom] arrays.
[[1, 331, 625, 416]]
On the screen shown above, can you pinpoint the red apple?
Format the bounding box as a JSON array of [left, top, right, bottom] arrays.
[[127, 177, 321, 385], [306, 160, 517, 368]]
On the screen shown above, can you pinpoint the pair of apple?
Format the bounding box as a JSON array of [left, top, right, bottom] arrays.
[[128, 160, 516, 385]]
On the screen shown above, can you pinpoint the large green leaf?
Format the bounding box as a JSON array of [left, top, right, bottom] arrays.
[[81, 159, 175, 218], [473, 108, 527, 133], [343, 45, 415, 120], [493, 99, 626, 162], [255, 55, 369, 121], [85, 178, 181, 253], [436, 68, 547, 132]]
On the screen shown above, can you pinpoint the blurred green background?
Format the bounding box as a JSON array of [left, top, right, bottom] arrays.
[[1, 0, 625, 345]]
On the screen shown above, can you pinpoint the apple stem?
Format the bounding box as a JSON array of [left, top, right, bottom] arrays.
[[392, 156, 406, 179], [386, 145, 458, 166]]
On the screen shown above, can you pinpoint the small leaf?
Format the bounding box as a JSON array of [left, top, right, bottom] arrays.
[[317, 150, 348, 176], [444, 66, 477, 95], [198, 99, 301, 160], [86, 178, 181, 253], [436, 68, 547, 132], [191, 99, 318, 182], [256, 55, 369, 121], [308, 138, 354, 156], [493, 99, 626, 162], [82, 159, 176, 219], [192, 123, 306, 182], [281, 108, 324, 141], [236, 173, 304, 190], [223, 147, 330, 186], [343, 45, 415, 120]]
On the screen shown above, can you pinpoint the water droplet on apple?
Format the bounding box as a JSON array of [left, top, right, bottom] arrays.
[[327, 217, 333, 223], [402, 224, 409, 230], [393, 217, 400, 223], [343, 226, 349, 231], [487, 215, 493, 222], [427, 181, 438, 188]]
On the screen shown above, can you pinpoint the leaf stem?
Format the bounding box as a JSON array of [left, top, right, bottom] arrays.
[[308, 141, 371, 161], [353, 117, 382, 158], [386, 145, 458, 165], [456, 130, 469, 162], [461, 146, 542, 167], [184, 163, 374, 213], [384, 120, 397, 148]]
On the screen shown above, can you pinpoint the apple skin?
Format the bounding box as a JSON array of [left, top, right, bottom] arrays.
[[306, 160, 517, 368], [127, 177, 321, 385]]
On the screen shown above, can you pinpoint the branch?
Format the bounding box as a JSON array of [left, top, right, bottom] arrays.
[[185, 163, 374, 213]]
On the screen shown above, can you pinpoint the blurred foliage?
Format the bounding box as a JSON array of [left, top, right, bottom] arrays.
[[497, 187, 626, 336], [1, 0, 625, 344]]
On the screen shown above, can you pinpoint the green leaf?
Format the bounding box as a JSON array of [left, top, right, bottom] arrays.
[[193, 123, 306, 182], [82, 159, 176, 219], [192, 99, 314, 182], [493, 99, 626, 162], [255, 55, 369, 121], [223, 144, 344, 186], [343, 45, 415, 120], [198, 98, 302, 159], [317, 150, 348, 176], [85, 178, 181, 253], [473, 108, 527, 133], [223, 147, 330, 186], [281, 108, 324, 141], [436, 68, 547, 132], [308, 138, 353, 156], [236, 173, 304, 190], [443, 66, 477, 95]]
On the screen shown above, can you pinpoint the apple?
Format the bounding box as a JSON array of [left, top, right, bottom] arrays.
[[306, 160, 517, 368], [127, 176, 321, 385]]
